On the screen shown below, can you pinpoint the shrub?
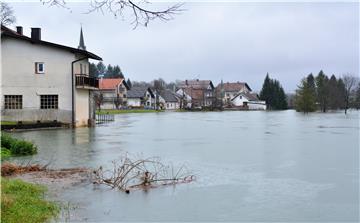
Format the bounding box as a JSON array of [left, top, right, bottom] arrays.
[[1, 148, 11, 160], [1, 133, 17, 150], [11, 140, 37, 155], [1, 133, 37, 156]]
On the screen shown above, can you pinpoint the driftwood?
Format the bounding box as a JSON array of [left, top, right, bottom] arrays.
[[92, 154, 195, 192]]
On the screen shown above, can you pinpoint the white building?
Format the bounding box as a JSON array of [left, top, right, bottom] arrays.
[[1, 25, 102, 127], [231, 92, 267, 110], [127, 86, 155, 108], [158, 90, 180, 110], [216, 81, 252, 105]]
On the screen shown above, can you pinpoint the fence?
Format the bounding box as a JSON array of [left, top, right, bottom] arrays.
[[96, 113, 115, 123]]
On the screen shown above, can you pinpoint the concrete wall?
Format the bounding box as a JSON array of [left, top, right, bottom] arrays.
[[1, 36, 94, 126], [75, 89, 90, 127], [248, 102, 267, 110], [127, 98, 141, 107], [165, 102, 179, 110]]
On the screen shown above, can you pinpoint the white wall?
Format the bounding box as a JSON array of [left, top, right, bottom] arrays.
[[165, 102, 179, 110], [75, 89, 90, 127], [248, 101, 267, 110], [231, 95, 249, 107], [127, 98, 141, 107]]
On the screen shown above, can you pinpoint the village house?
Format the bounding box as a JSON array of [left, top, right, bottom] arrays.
[[215, 81, 266, 110], [1, 25, 102, 127], [98, 78, 130, 109], [216, 81, 252, 105], [176, 79, 215, 109], [231, 92, 267, 110], [158, 90, 180, 110], [127, 86, 155, 108]]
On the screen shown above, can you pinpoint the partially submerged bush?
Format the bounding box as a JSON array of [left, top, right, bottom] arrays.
[[1, 133, 37, 156], [1, 133, 17, 150], [1, 148, 11, 160]]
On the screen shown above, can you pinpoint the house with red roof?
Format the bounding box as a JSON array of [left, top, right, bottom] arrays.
[[98, 78, 130, 109]]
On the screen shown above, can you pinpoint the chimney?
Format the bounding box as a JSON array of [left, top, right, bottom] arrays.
[[185, 80, 188, 85], [31, 28, 41, 41], [16, 26, 23, 35]]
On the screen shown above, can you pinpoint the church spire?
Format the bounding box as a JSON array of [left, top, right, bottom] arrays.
[[78, 26, 86, 51]]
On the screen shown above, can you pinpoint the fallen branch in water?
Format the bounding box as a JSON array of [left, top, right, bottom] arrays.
[[92, 154, 195, 192], [1, 162, 46, 176]]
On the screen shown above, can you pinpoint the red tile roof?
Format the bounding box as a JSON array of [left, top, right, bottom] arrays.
[[99, 78, 124, 90], [216, 82, 252, 92]]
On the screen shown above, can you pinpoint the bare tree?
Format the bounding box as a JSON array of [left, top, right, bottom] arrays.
[[41, 0, 184, 29], [92, 154, 195, 192], [0, 2, 16, 26], [343, 74, 358, 114]]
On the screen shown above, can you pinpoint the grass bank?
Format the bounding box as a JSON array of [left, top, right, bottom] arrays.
[[1, 133, 37, 159], [96, 109, 162, 115], [1, 177, 59, 223]]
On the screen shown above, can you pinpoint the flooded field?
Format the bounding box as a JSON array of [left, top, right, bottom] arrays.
[[9, 110, 359, 222]]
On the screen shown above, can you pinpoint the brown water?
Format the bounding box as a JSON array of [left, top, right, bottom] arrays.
[[10, 110, 359, 222]]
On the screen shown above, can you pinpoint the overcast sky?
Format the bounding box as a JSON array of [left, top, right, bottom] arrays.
[[7, 1, 359, 92]]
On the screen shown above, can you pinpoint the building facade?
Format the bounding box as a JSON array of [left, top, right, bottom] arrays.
[[98, 78, 129, 109], [1, 25, 102, 127], [177, 79, 215, 109], [127, 87, 155, 108]]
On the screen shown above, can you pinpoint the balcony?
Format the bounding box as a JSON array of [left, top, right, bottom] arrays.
[[75, 74, 99, 90]]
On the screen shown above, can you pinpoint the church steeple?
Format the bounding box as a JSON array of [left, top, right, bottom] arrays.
[[78, 26, 86, 51]]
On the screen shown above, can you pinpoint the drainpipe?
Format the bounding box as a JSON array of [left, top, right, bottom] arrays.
[[71, 57, 87, 128]]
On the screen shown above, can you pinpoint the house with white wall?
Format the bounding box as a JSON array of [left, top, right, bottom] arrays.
[[158, 90, 180, 110], [127, 86, 155, 108], [216, 81, 252, 106], [231, 92, 266, 110], [1, 25, 102, 127], [98, 78, 130, 109]]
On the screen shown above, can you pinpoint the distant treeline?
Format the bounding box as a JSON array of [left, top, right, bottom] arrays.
[[89, 62, 124, 78], [294, 70, 359, 113]]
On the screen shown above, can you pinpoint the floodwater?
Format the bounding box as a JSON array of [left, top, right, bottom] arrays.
[[10, 110, 360, 222]]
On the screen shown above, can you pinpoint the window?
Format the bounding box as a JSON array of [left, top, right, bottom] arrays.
[[4, 95, 22, 109], [35, 62, 45, 74], [80, 64, 83, 74], [40, 95, 58, 109]]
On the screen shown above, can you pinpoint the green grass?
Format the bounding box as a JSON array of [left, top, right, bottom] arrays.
[[1, 147, 11, 160], [1, 121, 18, 125], [1, 178, 59, 223], [96, 109, 162, 115], [1, 133, 37, 156]]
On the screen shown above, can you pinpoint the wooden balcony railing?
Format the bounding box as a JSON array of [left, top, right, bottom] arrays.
[[75, 74, 99, 89]]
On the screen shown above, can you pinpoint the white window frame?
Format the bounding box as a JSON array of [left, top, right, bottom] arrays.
[[35, 62, 45, 74]]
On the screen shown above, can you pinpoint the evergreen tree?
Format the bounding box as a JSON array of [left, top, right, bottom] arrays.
[[127, 78, 132, 89], [306, 73, 316, 97], [355, 82, 360, 109], [113, 65, 124, 78], [315, 70, 329, 112], [259, 73, 272, 107], [96, 62, 106, 77], [89, 62, 98, 77], [337, 78, 346, 109], [328, 75, 339, 109], [259, 73, 287, 110], [105, 64, 114, 78], [295, 78, 317, 113]]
